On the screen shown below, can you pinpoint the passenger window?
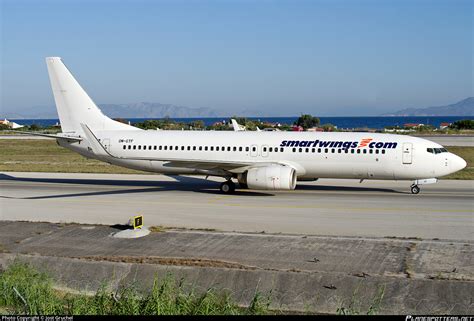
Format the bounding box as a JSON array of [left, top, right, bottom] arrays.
[[331, 148, 335, 153], [263, 147, 267, 152], [375, 149, 379, 154], [325, 148, 328, 153], [193, 146, 196, 151], [216, 146, 220, 151], [159, 146, 162, 150], [306, 148, 309, 153], [351, 149, 354, 154], [164, 146, 167, 150], [382, 150, 386, 154], [128, 145, 131, 150], [312, 148, 315, 153], [123, 145, 126, 150], [138, 145, 142, 150], [299, 148, 303, 153], [338, 149, 341, 153], [187, 146, 190, 151], [269, 147, 273, 152], [357, 149, 360, 154], [252, 147, 257, 152], [233, 147, 237, 151], [181, 146, 185, 150], [245, 147, 249, 152], [154, 146, 157, 150], [292, 148, 296, 152], [210, 146, 214, 151], [369, 149, 373, 154], [205, 146, 208, 151], [280, 148, 284, 152], [199, 146, 202, 151], [133, 145, 136, 150], [175, 146, 179, 150], [363, 149, 367, 154], [345, 149, 348, 153], [318, 148, 321, 153]]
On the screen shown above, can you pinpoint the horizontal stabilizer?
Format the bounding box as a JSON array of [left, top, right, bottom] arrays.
[[11, 130, 83, 142]]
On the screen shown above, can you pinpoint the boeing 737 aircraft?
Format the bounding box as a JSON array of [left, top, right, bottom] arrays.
[[27, 57, 467, 194]]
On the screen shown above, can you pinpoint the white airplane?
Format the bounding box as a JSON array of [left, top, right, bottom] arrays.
[[28, 57, 467, 194], [231, 119, 247, 131]]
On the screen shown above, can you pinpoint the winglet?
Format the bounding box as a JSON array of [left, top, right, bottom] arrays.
[[80, 123, 110, 157]]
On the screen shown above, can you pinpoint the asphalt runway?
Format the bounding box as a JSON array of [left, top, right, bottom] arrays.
[[1, 172, 473, 240], [417, 135, 474, 147]]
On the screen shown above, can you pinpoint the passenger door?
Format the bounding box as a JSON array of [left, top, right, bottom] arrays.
[[402, 143, 413, 164]]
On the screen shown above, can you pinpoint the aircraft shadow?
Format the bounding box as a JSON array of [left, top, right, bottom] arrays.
[[296, 184, 405, 194], [1, 174, 406, 198], [0, 173, 274, 199]]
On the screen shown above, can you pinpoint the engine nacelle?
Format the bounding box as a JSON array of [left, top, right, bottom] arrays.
[[240, 165, 297, 190]]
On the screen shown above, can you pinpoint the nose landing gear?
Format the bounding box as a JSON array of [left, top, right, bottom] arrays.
[[409, 178, 437, 194], [410, 184, 420, 194]]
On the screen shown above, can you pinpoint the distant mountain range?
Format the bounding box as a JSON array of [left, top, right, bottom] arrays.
[[2, 102, 266, 119], [382, 97, 474, 116], [3, 97, 473, 119]]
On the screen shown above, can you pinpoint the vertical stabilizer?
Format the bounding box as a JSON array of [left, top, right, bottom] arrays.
[[45, 57, 138, 133]]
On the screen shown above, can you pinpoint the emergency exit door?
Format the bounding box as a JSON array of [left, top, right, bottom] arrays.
[[402, 143, 413, 164]]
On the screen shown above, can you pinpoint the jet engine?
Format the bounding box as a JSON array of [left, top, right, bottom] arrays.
[[239, 165, 297, 190]]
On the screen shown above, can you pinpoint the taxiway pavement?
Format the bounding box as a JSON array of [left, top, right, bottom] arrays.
[[1, 172, 472, 240]]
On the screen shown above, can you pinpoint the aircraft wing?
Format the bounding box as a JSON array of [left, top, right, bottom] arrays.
[[161, 159, 253, 171]]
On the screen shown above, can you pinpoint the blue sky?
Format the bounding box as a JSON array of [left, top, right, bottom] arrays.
[[1, 0, 473, 116]]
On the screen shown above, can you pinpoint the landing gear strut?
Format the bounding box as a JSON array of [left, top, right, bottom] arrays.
[[409, 178, 437, 194], [410, 184, 420, 194], [220, 180, 236, 194]]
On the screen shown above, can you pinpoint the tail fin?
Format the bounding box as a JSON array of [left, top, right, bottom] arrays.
[[45, 57, 139, 133]]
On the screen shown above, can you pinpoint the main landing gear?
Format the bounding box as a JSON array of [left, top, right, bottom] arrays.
[[220, 180, 236, 194], [410, 184, 420, 194]]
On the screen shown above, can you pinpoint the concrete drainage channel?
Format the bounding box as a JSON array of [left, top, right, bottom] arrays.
[[0, 221, 472, 314]]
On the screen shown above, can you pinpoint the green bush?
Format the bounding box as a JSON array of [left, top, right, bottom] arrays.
[[450, 119, 474, 130], [294, 114, 320, 130], [0, 261, 272, 315]]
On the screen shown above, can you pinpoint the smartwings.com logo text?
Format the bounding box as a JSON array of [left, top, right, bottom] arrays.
[[280, 138, 398, 149]]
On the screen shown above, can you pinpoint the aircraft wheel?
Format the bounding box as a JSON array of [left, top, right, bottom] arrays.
[[220, 181, 235, 194], [410, 185, 420, 194]]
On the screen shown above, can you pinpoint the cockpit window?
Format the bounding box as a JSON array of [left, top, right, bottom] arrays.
[[427, 147, 448, 154]]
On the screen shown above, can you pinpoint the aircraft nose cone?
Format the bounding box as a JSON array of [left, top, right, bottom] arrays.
[[451, 154, 467, 172]]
